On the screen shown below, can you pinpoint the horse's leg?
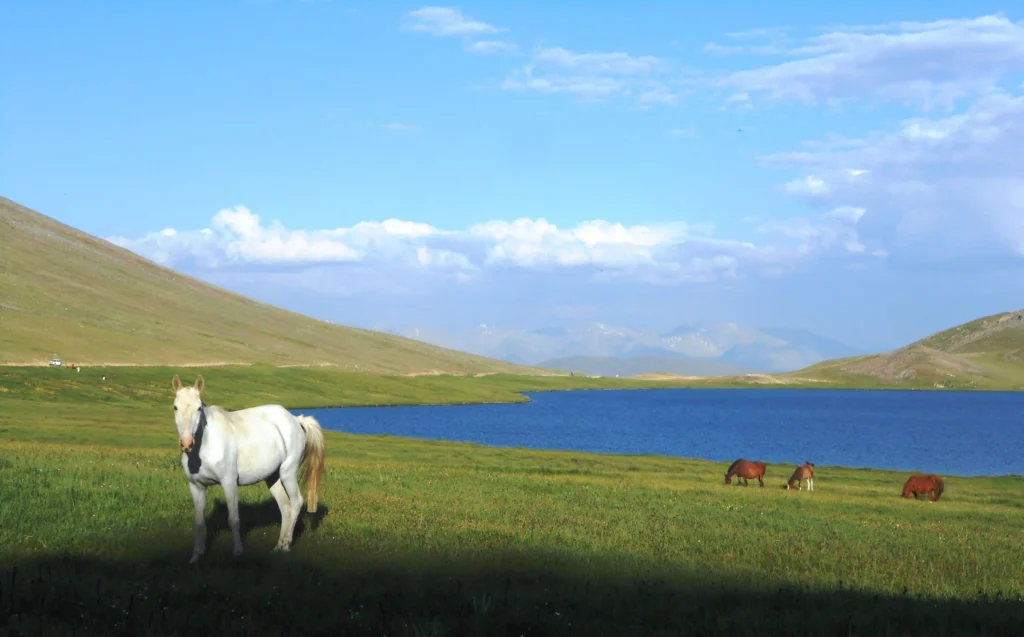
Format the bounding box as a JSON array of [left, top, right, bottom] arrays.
[[757, 474, 764, 488], [221, 480, 244, 557], [279, 466, 305, 551], [808, 477, 814, 491], [188, 482, 207, 564], [266, 476, 293, 551]]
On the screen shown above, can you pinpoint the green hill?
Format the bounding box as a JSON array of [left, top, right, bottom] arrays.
[[0, 197, 545, 375], [773, 309, 1024, 390]]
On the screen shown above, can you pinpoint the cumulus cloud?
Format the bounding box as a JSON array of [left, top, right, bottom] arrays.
[[108, 205, 881, 287], [502, 46, 676, 105], [713, 14, 1024, 109], [402, 6, 501, 37], [400, 7, 680, 106], [402, 6, 517, 56], [764, 90, 1024, 259]]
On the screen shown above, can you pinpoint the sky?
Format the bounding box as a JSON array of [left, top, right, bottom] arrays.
[[3, 1, 1024, 353]]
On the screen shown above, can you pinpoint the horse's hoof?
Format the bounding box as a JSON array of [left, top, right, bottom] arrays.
[[189, 554, 200, 565]]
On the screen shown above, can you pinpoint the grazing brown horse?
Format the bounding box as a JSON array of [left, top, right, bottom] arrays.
[[902, 474, 945, 501], [724, 458, 767, 487], [786, 462, 815, 491]]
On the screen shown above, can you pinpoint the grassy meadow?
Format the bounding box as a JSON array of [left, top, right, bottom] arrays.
[[2, 365, 1024, 635]]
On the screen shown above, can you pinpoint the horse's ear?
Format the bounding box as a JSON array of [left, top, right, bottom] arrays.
[[172, 375, 182, 392], [194, 375, 204, 393]]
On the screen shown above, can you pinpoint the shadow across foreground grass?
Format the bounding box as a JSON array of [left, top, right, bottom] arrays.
[[4, 516, 1024, 637], [3, 433, 1024, 635]]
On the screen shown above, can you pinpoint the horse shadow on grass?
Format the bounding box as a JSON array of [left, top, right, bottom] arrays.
[[203, 497, 329, 548]]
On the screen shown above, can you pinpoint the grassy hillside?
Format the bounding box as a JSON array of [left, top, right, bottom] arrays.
[[0, 197, 542, 375], [728, 309, 1024, 391]]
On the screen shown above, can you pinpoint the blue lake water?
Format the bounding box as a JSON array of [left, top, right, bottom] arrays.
[[297, 388, 1024, 477]]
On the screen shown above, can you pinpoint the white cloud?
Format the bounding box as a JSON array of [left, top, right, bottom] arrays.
[[402, 6, 501, 37], [108, 205, 881, 286], [715, 14, 1024, 108], [532, 47, 663, 75], [466, 40, 518, 55], [502, 45, 676, 105], [758, 206, 868, 255], [703, 41, 788, 56], [764, 90, 1024, 258], [783, 175, 830, 197], [639, 86, 679, 106]]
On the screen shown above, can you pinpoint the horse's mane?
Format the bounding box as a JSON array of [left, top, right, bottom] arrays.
[[726, 458, 743, 474]]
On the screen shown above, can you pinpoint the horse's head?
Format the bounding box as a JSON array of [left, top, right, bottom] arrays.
[[172, 374, 205, 452], [724, 473, 732, 485]]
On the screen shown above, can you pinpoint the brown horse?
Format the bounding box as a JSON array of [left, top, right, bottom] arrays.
[[724, 458, 766, 487], [902, 474, 944, 501], [786, 462, 815, 491]]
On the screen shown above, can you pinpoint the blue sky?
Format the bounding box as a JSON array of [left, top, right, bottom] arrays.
[[4, 1, 1024, 353]]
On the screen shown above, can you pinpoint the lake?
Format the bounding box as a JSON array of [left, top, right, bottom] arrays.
[[298, 388, 1024, 477]]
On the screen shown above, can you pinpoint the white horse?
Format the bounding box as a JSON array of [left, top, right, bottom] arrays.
[[172, 374, 326, 564]]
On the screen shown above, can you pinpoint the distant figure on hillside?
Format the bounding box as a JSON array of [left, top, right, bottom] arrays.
[[901, 474, 945, 502]]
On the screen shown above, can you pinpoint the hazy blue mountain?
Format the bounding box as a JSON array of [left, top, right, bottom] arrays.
[[536, 355, 755, 377], [391, 320, 863, 375]]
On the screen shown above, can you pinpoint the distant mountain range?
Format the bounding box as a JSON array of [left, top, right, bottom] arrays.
[[389, 321, 864, 376]]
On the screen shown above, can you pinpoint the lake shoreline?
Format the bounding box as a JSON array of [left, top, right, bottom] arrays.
[[301, 386, 1024, 479], [285, 382, 1024, 411]]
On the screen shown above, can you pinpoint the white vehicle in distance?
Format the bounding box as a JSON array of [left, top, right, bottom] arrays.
[[49, 358, 63, 367]]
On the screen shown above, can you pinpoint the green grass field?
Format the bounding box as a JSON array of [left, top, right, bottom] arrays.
[[3, 366, 1024, 635]]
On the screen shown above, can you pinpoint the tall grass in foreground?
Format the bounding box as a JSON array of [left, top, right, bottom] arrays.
[[2, 435, 1023, 636]]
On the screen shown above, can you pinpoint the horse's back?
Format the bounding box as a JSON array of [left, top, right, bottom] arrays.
[[218, 404, 306, 450]]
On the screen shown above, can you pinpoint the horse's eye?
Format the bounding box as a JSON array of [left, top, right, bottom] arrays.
[[174, 406, 178, 411]]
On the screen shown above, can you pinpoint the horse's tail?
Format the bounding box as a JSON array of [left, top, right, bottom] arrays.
[[934, 476, 945, 500], [296, 414, 326, 513]]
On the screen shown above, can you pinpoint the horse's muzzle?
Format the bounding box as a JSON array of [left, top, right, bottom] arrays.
[[180, 435, 194, 453]]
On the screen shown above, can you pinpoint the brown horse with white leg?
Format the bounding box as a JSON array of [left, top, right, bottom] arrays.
[[902, 473, 944, 502], [724, 458, 767, 487], [786, 462, 815, 491]]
